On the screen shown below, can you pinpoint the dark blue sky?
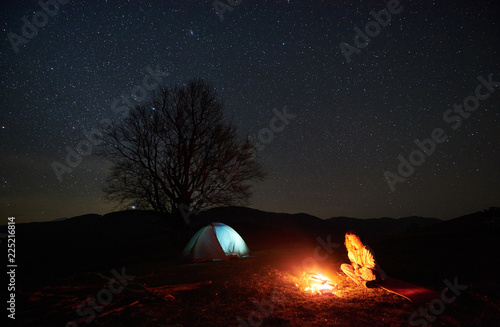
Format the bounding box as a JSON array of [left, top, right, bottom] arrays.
[[1, 0, 499, 223]]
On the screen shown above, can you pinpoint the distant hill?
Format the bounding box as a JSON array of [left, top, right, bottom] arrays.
[[323, 215, 442, 238], [370, 207, 500, 286], [6, 210, 177, 288], [190, 206, 442, 247]]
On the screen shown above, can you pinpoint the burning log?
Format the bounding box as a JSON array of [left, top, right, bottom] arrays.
[[303, 273, 338, 295]]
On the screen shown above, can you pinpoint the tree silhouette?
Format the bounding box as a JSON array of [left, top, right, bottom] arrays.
[[100, 79, 265, 226]]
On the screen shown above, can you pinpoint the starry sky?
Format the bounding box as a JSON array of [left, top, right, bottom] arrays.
[[1, 0, 499, 223]]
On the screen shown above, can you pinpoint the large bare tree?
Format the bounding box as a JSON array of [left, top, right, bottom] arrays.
[[99, 79, 265, 225]]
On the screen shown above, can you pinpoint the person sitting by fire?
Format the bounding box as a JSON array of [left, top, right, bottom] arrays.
[[340, 230, 386, 287]]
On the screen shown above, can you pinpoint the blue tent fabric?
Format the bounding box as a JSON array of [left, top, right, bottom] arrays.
[[182, 222, 250, 261]]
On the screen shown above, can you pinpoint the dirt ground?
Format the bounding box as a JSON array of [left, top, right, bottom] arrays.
[[14, 244, 500, 327]]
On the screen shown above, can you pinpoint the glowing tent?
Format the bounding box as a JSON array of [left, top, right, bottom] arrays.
[[182, 222, 250, 261]]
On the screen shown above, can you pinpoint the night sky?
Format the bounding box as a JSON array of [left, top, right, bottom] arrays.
[[1, 0, 499, 223]]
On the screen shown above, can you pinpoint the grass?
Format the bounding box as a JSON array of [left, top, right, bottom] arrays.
[[15, 244, 500, 326]]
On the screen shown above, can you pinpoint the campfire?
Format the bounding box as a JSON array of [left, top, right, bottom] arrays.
[[300, 272, 338, 295]]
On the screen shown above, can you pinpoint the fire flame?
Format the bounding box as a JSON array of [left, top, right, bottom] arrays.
[[303, 273, 337, 294]]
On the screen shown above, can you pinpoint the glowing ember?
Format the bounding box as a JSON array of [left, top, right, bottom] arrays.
[[303, 273, 337, 294]]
